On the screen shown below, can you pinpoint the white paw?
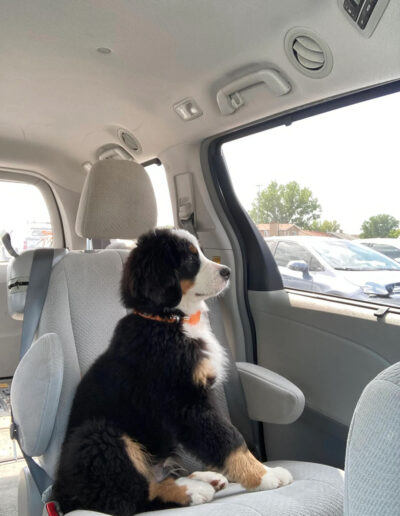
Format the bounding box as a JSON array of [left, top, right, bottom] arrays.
[[175, 477, 215, 505], [250, 466, 293, 492], [268, 466, 293, 487], [189, 471, 228, 491]]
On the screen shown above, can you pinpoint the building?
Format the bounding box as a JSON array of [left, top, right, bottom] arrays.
[[257, 223, 336, 238]]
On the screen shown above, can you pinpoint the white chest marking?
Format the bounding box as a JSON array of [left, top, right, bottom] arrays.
[[182, 311, 228, 386]]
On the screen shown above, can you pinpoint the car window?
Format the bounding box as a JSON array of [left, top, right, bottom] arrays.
[[368, 244, 400, 261], [274, 241, 312, 267], [222, 91, 400, 307], [0, 182, 53, 262], [309, 239, 400, 271], [309, 255, 324, 272]]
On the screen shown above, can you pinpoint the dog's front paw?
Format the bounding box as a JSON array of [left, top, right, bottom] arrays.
[[189, 471, 228, 491], [251, 466, 293, 492], [268, 466, 293, 487], [175, 478, 215, 505]]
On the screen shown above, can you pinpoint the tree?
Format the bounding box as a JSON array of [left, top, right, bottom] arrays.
[[360, 214, 399, 238], [388, 229, 400, 238], [310, 219, 342, 233], [249, 181, 321, 228]]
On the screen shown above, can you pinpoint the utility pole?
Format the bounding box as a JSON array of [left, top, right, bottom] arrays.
[[256, 184, 262, 224]]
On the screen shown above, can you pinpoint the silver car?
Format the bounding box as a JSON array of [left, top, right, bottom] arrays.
[[265, 236, 400, 305], [356, 238, 400, 263]]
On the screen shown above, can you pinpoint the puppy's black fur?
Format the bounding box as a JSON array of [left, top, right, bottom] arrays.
[[52, 229, 244, 515]]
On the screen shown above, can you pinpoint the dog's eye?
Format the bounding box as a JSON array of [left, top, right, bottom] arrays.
[[188, 244, 198, 255]]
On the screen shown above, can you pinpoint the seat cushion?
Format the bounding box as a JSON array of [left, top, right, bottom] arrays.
[[66, 460, 344, 516]]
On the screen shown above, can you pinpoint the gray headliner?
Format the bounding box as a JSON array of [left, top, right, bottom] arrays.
[[1, 0, 400, 191]]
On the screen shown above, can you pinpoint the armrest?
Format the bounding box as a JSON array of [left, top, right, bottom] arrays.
[[236, 362, 305, 424]]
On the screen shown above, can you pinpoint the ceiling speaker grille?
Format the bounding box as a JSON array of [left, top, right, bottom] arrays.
[[285, 29, 333, 78]]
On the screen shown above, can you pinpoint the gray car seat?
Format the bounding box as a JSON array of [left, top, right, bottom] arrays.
[[345, 361, 400, 516], [10, 160, 344, 516]]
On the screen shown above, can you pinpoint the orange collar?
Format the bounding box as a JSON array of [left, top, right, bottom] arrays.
[[132, 309, 201, 326]]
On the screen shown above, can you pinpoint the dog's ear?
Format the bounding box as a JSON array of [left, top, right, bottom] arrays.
[[141, 266, 182, 309], [121, 231, 182, 311]]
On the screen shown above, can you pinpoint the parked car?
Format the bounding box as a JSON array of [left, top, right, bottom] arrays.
[[22, 222, 53, 251], [265, 236, 400, 304], [356, 238, 400, 263]]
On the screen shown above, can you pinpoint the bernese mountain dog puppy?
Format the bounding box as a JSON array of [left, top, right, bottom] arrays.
[[52, 228, 293, 515]]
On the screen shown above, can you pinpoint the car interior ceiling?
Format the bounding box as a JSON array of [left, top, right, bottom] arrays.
[[1, 1, 400, 515]]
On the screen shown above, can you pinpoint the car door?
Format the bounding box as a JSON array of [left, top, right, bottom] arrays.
[[208, 82, 400, 469]]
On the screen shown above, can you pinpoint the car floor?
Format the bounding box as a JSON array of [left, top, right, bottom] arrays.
[[0, 461, 24, 516], [0, 380, 23, 516]]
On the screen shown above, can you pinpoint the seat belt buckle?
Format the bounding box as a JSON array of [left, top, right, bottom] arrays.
[[45, 501, 63, 516], [10, 420, 18, 440]]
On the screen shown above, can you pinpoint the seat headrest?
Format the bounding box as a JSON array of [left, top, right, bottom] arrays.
[[75, 160, 157, 240]]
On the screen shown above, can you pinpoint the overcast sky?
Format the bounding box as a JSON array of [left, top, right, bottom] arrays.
[[222, 91, 400, 235]]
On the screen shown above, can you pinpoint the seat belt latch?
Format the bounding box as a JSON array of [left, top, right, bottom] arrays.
[[10, 420, 18, 440], [45, 501, 63, 516]]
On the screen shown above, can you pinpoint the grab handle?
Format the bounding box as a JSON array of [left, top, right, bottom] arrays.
[[216, 69, 291, 115]]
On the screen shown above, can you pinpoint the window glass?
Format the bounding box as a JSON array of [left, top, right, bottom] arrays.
[[368, 244, 400, 261], [309, 255, 324, 272], [274, 241, 312, 267], [222, 92, 400, 307], [309, 239, 400, 271], [0, 182, 53, 262], [145, 163, 174, 228]]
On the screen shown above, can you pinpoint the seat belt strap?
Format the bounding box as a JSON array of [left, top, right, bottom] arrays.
[[20, 248, 54, 359], [12, 248, 55, 496], [10, 416, 53, 498]]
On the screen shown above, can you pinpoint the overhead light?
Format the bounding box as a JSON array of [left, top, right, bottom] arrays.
[[97, 47, 112, 54], [173, 98, 203, 121]]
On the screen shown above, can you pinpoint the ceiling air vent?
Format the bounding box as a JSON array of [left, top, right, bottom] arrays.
[[285, 29, 333, 79], [118, 129, 142, 154]]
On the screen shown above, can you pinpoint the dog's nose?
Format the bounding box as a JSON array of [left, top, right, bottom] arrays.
[[220, 267, 231, 280]]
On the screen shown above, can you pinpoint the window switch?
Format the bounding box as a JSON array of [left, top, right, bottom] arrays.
[[358, 0, 378, 29], [344, 0, 358, 20]]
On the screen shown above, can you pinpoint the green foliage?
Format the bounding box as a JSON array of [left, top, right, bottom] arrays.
[[249, 181, 321, 228], [388, 229, 400, 238], [309, 219, 342, 233], [360, 214, 399, 238]]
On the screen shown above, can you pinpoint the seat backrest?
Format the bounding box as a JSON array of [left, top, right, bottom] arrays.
[[38, 247, 130, 475], [344, 361, 400, 515]]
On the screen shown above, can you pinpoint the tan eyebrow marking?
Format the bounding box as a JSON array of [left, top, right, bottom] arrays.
[[188, 244, 198, 254]]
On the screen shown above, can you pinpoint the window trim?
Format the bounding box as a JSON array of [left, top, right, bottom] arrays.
[[207, 78, 400, 302], [0, 169, 65, 251], [285, 287, 400, 317]]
